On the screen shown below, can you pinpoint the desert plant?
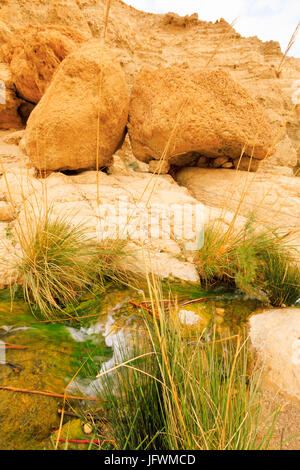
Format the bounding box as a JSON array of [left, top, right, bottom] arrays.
[[16, 212, 129, 320], [194, 219, 300, 306]]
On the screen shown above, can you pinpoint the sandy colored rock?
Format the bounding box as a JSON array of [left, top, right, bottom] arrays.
[[250, 309, 300, 401], [221, 161, 234, 169], [266, 134, 298, 169], [25, 42, 129, 171], [0, 201, 14, 221], [0, 0, 299, 288], [212, 156, 229, 168], [0, 0, 299, 169], [176, 166, 300, 239], [0, 165, 249, 287], [3, 25, 90, 103], [163, 12, 199, 27], [128, 68, 276, 165], [3, 129, 25, 146], [0, 130, 28, 170]]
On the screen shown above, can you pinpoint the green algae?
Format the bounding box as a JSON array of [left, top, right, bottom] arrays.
[[0, 282, 266, 450], [49, 419, 96, 450], [0, 291, 113, 450], [163, 280, 264, 328]]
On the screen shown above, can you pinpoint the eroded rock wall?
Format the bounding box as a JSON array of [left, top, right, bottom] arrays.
[[0, 0, 299, 167]]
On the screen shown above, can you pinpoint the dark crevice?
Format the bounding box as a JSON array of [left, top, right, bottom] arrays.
[[17, 102, 35, 126], [61, 167, 109, 176], [15, 89, 36, 106]]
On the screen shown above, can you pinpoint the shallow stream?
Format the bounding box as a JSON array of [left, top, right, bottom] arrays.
[[0, 284, 265, 449]]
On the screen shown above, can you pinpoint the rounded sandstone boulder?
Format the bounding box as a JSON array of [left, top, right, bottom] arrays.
[[25, 42, 129, 172], [3, 25, 90, 103], [128, 67, 276, 165]]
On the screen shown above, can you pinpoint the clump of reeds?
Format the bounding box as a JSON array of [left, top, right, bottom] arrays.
[[16, 212, 128, 320], [194, 218, 300, 306]]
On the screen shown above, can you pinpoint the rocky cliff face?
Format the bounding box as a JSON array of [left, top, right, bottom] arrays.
[[1, 0, 299, 168]]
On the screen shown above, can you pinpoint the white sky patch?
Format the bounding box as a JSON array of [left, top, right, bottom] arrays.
[[124, 0, 300, 57]]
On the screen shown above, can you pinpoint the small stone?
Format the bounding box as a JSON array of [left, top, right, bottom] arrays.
[[197, 156, 209, 168], [221, 161, 233, 169], [212, 156, 229, 168], [83, 423, 92, 435], [0, 201, 14, 221]]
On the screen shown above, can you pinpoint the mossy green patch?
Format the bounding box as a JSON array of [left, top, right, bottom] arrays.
[[0, 295, 113, 450]]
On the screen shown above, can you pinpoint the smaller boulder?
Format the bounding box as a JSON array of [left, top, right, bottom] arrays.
[[0, 201, 14, 221], [25, 42, 129, 172], [3, 25, 90, 103]]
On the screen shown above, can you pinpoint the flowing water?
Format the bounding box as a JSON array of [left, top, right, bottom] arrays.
[[0, 284, 265, 449]]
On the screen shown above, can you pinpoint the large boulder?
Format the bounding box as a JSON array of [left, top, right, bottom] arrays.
[[2, 25, 90, 103], [128, 68, 276, 166], [250, 309, 300, 401], [25, 42, 129, 171]]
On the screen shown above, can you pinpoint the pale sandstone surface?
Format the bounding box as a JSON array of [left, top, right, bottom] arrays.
[[176, 167, 300, 238], [0, 132, 255, 288], [2, 129, 24, 146], [250, 309, 300, 401], [0, 128, 299, 291]]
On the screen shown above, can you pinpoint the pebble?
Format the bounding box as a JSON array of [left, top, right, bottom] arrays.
[[83, 423, 93, 435]]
